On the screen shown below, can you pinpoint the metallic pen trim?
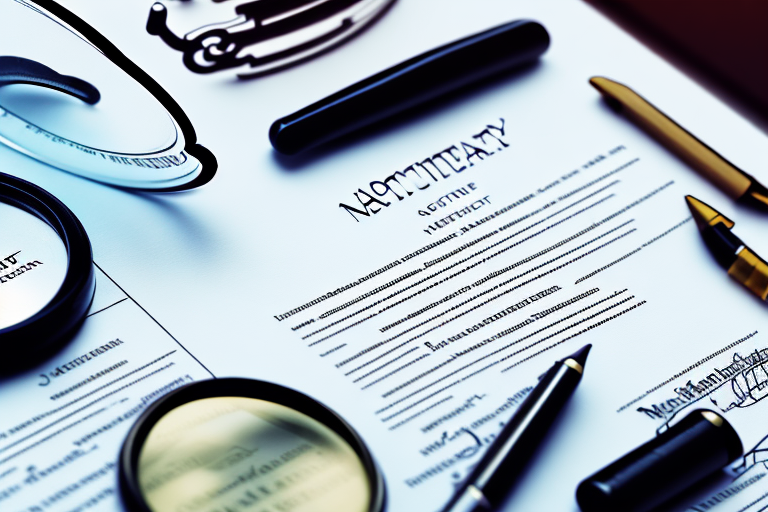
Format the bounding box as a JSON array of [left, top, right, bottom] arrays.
[[701, 410, 725, 427], [728, 247, 768, 300], [686, 195, 768, 300], [444, 485, 491, 512], [563, 358, 583, 374], [468, 485, 488, 504]]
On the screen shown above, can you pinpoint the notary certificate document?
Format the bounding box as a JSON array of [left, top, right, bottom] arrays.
[[1, 0, 767, 511]]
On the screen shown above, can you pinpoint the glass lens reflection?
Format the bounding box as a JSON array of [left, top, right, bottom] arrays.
[[0, 0, 203, 189], [138, 397, 371, 512], [0, 201, 68, 329]]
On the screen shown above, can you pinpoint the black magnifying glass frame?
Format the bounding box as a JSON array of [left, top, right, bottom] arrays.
[[13, 0, 217, 192], [119, 378, 387, 512], [0, 172, 95, 375]]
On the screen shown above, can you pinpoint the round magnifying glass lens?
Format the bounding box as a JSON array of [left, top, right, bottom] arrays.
[[137, 397, 372, 512], [0, 0, 203, 189], [0, 201, 68, 329]]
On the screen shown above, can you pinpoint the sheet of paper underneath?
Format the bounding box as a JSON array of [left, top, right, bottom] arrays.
[[0, 266, 213, 511], [1, 0, 768, 511]]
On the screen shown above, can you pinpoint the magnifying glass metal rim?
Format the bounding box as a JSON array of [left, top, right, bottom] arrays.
[[119, 377, 387, 512], [0, 172, 95, 373], [15, 0, 218, 192]]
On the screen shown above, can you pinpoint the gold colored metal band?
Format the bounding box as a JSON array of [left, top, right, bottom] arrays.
[[468, 485, 485, 502], [751, 190, 768, 207], [728, 248, 768, 300], [563, 358, 583, 374], [701, 410, 724, 427]]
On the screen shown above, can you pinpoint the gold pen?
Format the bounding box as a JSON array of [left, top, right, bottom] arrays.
[[686, 195, 768, 300], [590, 76, 768, 210]]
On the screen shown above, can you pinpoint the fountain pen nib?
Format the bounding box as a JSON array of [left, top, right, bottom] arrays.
[[685, 195, 734, 231], [560, 344, 591, 374], [568, 344, 592, 368]]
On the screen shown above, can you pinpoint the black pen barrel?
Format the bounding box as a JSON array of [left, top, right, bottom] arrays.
[[269, 19, 549, 154], [479, 364, 580, 503], [441, 362, 581, 511], [701, 223, 742, 269]]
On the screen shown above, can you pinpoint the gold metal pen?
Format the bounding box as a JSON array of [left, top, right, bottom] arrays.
[[590, 76, 768, 210], [686, 195, 768, 300]]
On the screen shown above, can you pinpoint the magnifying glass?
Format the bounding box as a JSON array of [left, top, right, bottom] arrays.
[[119, 378, 386, 512], [0, 0, 217, 370], [0, 172, 94, 373], [0, 0, 217, 191]]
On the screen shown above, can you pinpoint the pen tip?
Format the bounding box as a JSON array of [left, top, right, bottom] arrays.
[[589, 76, 609, 94], [568, 344, 592, 368], [589, 76, 624, 111], [685, 195, 734, 231]]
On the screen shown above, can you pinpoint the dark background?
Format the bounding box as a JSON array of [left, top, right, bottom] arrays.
[[585, 0, 768, 134]]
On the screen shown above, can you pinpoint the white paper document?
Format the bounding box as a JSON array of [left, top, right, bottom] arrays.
[[0, 266, 213, 511], [2, 0, 768, 511]]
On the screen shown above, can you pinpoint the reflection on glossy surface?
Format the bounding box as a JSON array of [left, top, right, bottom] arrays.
[[0, 0, 203, 189], [0, 0, 175, 152], [138, 397, 371, 512], [0, 202, 68, 329]]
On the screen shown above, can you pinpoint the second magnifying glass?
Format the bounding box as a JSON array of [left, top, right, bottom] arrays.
[[0, 172, 94, 374], [0, 0, 218, 370], [119, 378, 386, 512]]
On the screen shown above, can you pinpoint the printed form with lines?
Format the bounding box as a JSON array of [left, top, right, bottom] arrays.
[[3, 1, 768, 510], [0, 268, 213, 511], [3, 144, 768, 512], [270, 139, 768, 511]]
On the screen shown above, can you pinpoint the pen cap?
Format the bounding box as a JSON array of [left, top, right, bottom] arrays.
[[576, 409, 742, 512]]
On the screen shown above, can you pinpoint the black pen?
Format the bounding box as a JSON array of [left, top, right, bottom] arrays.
[[440, 344, 591, 512], [270, 19, 549, 155]]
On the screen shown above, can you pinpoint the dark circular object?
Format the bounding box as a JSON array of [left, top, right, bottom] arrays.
[[119, 377, 387, 512], [576, 409, 743, 512], [0, 172, 95, 374]]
